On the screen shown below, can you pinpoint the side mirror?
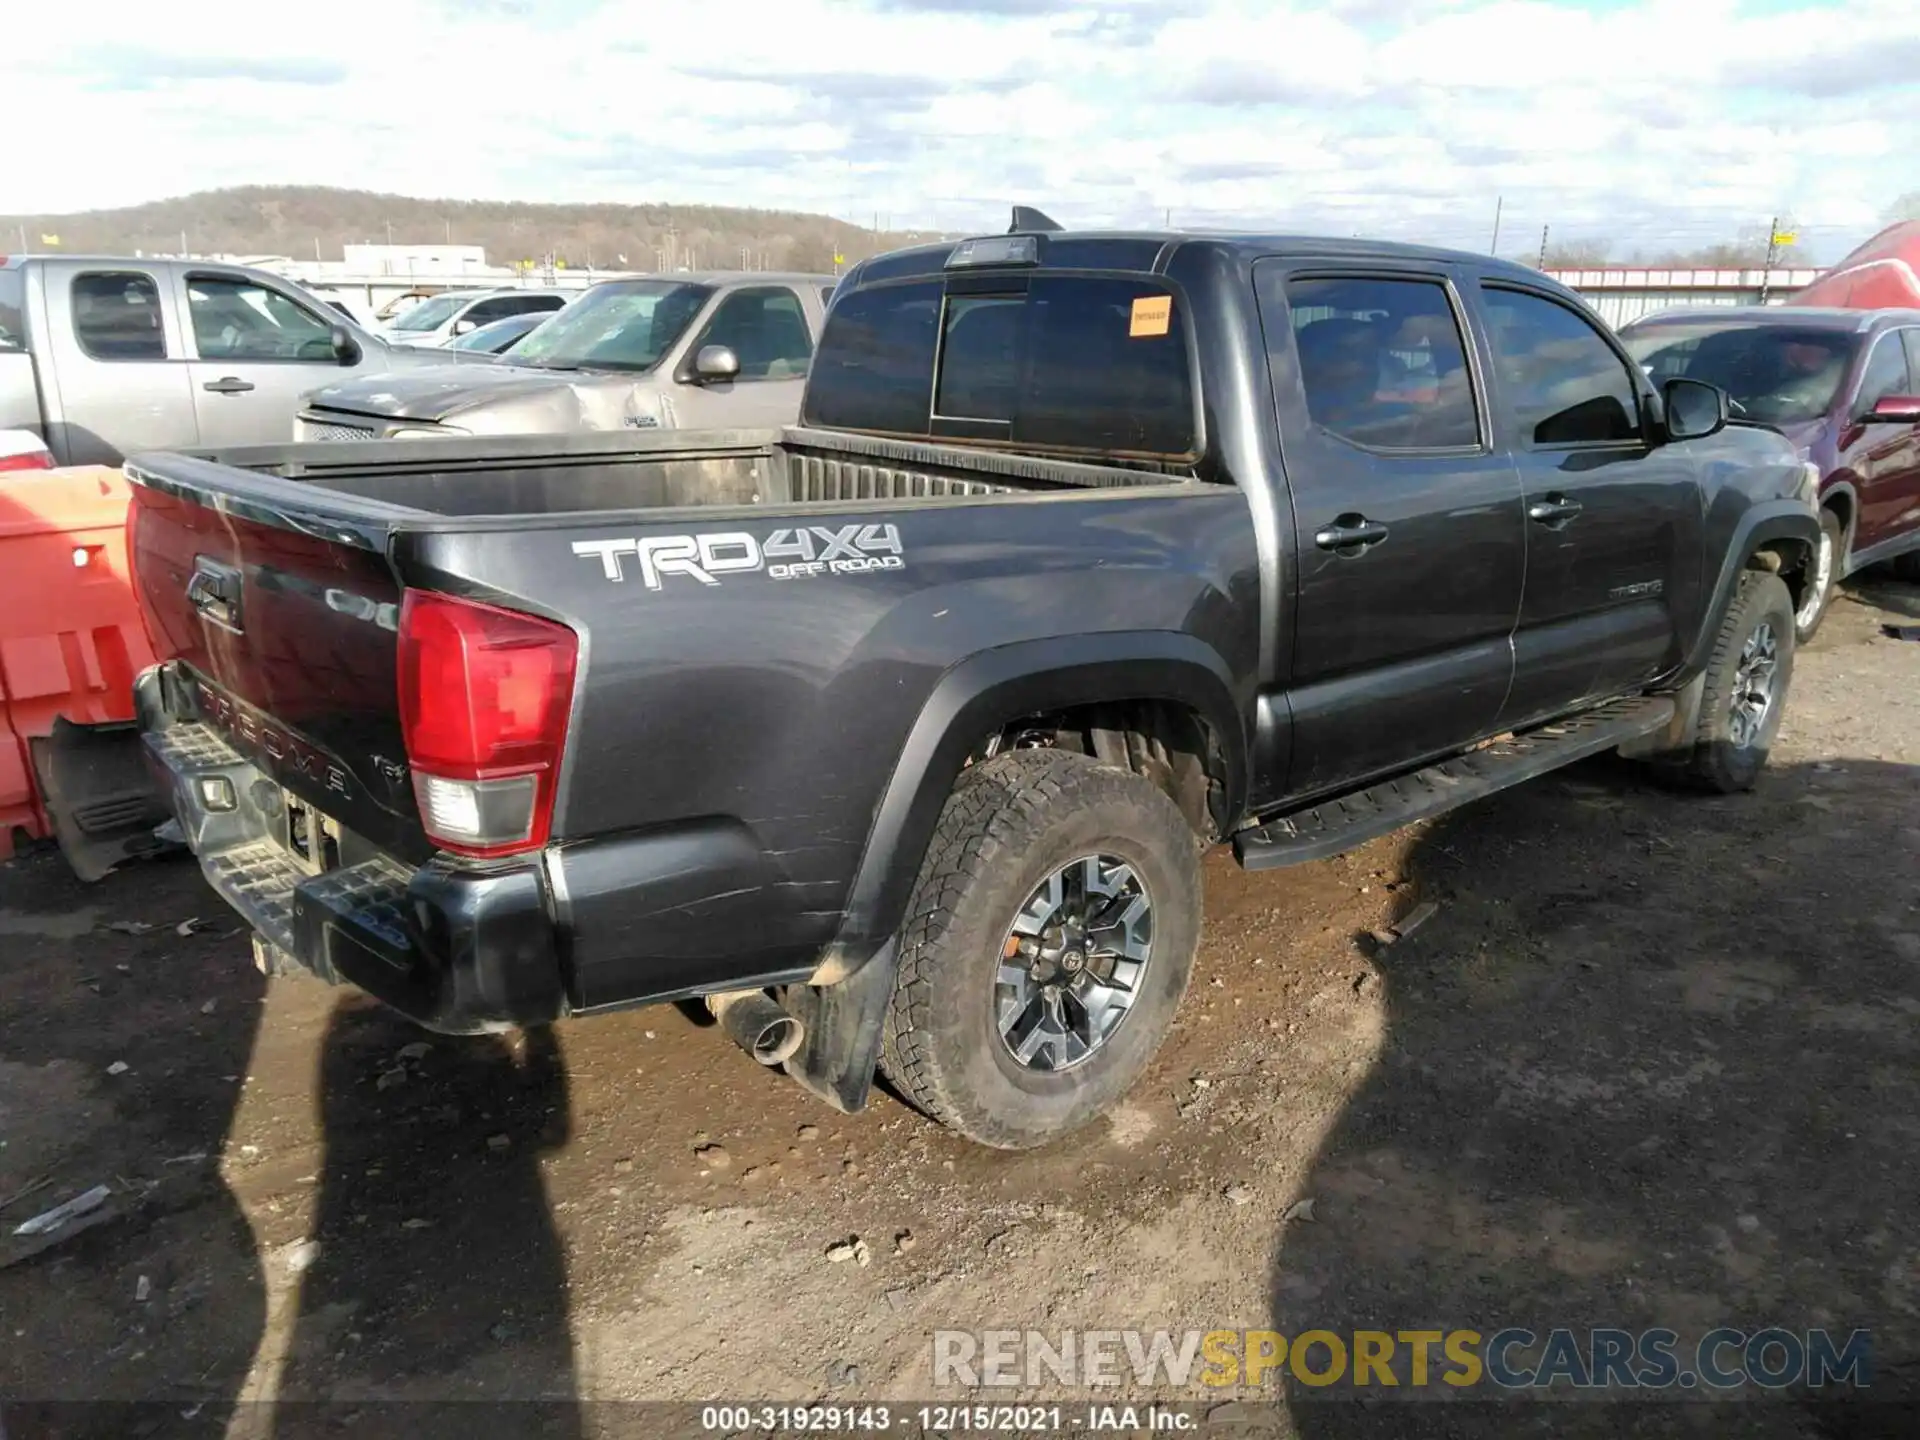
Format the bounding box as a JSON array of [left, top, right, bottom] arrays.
[[1862, 394, 1920, 425], [692, 344, 740, 383], [329, 323, 361, 366], [452, 318, 477, 336], [1662, 376, 1726, 442]]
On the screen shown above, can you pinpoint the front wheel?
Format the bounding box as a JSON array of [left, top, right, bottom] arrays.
[[881, 749, 1202, 1149], [1677, 569, 1796, 794]]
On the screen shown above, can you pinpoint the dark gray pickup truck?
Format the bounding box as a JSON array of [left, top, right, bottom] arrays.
[[62, 216, 1820, 1149]]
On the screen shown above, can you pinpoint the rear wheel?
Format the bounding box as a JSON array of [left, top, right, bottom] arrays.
[[881, 749, 1202, 1149], [1678, 570, 1796, 794], [1793, 509, 1843, 643]]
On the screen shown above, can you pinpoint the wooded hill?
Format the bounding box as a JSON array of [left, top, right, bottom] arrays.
[[1, 186, 939, 274]]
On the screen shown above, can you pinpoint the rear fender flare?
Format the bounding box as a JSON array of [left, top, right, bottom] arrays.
[[820, 631, 1247, 981]]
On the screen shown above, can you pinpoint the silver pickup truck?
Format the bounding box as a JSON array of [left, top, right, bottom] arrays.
[[295, 271, 836, 441], [0, 255, 476, 465]]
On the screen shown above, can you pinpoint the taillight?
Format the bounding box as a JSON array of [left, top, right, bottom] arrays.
[[396, 590, 579, 858]]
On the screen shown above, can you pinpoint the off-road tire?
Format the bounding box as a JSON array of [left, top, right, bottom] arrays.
[[1793, 508, 1844, 644], [880, 749, 1202, 1149], [1679, 569, 1796, 794]]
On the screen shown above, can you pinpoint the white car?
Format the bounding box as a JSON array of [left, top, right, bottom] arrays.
[[382, 288, 572, 348], [305, 288, 383, 332]]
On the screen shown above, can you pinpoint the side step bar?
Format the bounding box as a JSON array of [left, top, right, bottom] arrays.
[[1232, 695, 1677, 872]]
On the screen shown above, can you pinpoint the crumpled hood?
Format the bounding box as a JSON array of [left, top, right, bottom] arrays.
[[304, 364, 670, 431]]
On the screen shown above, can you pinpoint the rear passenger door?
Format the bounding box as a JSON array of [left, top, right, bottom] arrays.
[[1473, 282, 1703, 727], [1254, 263, 1525, 799], [42, 264, 198, 464]]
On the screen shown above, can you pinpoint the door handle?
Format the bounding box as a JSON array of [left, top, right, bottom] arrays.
[[1313, 515, 1390, 553], [1528, 495, 1583, 527], [202, 377, 256, 394], [186, 557, 243, 632]]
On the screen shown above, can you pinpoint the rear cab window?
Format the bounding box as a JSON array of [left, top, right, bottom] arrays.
[[0, 264, 26, 353], [803, 272, 1197, 460], [72, 271, 168, 361]]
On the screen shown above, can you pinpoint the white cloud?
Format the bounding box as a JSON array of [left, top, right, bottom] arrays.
[[1, 0, 1910, 261]]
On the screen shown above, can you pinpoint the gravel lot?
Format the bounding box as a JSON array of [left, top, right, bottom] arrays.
[[2, 582, 1917, 1439]]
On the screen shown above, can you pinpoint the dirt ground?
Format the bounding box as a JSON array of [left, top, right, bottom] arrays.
[[2, 583, 1918, 1440]]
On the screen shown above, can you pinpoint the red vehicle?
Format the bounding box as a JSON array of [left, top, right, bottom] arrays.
[[1793, 221, 1920, 311], [1621, 306, 1920, 640]]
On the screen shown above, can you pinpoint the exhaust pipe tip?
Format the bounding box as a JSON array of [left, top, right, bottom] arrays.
[[707, 990, 806, 1068]]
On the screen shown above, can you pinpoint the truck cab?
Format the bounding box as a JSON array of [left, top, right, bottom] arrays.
[[0, 255, 474, 466]]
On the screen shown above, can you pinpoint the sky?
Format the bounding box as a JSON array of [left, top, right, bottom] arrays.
[[4, 0, 1915, 262]]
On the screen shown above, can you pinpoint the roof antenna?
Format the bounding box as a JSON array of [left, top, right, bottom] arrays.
[[1009, 206, 1064, 235]]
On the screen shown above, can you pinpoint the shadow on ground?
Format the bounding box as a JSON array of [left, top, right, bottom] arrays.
[[266, 998, 582, 1439], [1269, 756, 1920, 1438]]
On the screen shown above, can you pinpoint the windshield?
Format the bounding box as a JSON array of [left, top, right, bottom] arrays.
[[507, 280, 713, 372], [390, 294, 471, 333], [1623, 321, 1858, 426]]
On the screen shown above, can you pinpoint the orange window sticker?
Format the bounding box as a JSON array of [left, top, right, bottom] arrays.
[[1130, 295, 1172, 338]]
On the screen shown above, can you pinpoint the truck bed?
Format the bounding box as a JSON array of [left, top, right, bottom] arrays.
[[131, 425, 1190, 539]]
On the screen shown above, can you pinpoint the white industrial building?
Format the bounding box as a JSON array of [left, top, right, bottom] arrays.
[[1543, 266, 1825, 325]]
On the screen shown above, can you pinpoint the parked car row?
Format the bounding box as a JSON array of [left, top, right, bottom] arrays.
[[381, 286, 572, 348]]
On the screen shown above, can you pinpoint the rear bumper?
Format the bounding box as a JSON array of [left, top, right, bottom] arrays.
[[147, 717, 566, 1034]]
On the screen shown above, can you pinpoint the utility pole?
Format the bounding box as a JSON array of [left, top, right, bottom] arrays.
[[386, 218, 393, 246], [1489, 195, 1504, 255], [1759, 214, 1781, 304], [1537, 224, 1549, 269], [16, 222, 25, 253]]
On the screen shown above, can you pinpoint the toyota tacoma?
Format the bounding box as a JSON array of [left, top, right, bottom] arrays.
[[61, 213, 1820, 1149]]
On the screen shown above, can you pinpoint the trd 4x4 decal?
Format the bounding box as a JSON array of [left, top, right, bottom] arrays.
[[572, 523, 905, 590]]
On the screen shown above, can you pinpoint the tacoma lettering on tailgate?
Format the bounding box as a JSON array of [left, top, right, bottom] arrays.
[[571, 524, 905, 590], [195, 679, 353, 800]]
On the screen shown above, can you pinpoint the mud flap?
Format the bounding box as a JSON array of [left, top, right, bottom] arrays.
[[28, 716, 176, 882], [1614, 675, 1708, 762], [780, 940, 897, 1114]]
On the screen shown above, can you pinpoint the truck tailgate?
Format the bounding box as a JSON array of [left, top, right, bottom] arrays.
[[130, 481, 424, 857]]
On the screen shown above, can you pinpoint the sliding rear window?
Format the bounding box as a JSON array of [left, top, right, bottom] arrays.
[[803, 273, 1196, 458]]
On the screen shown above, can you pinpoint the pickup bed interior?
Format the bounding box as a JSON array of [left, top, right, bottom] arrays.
[[168, 425, 1186, 522]]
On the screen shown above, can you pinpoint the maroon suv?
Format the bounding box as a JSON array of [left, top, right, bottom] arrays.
[[1621, 306, 1920, 639]]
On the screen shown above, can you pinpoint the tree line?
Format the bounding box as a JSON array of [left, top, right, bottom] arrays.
[[0, 186, 935, 275]]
